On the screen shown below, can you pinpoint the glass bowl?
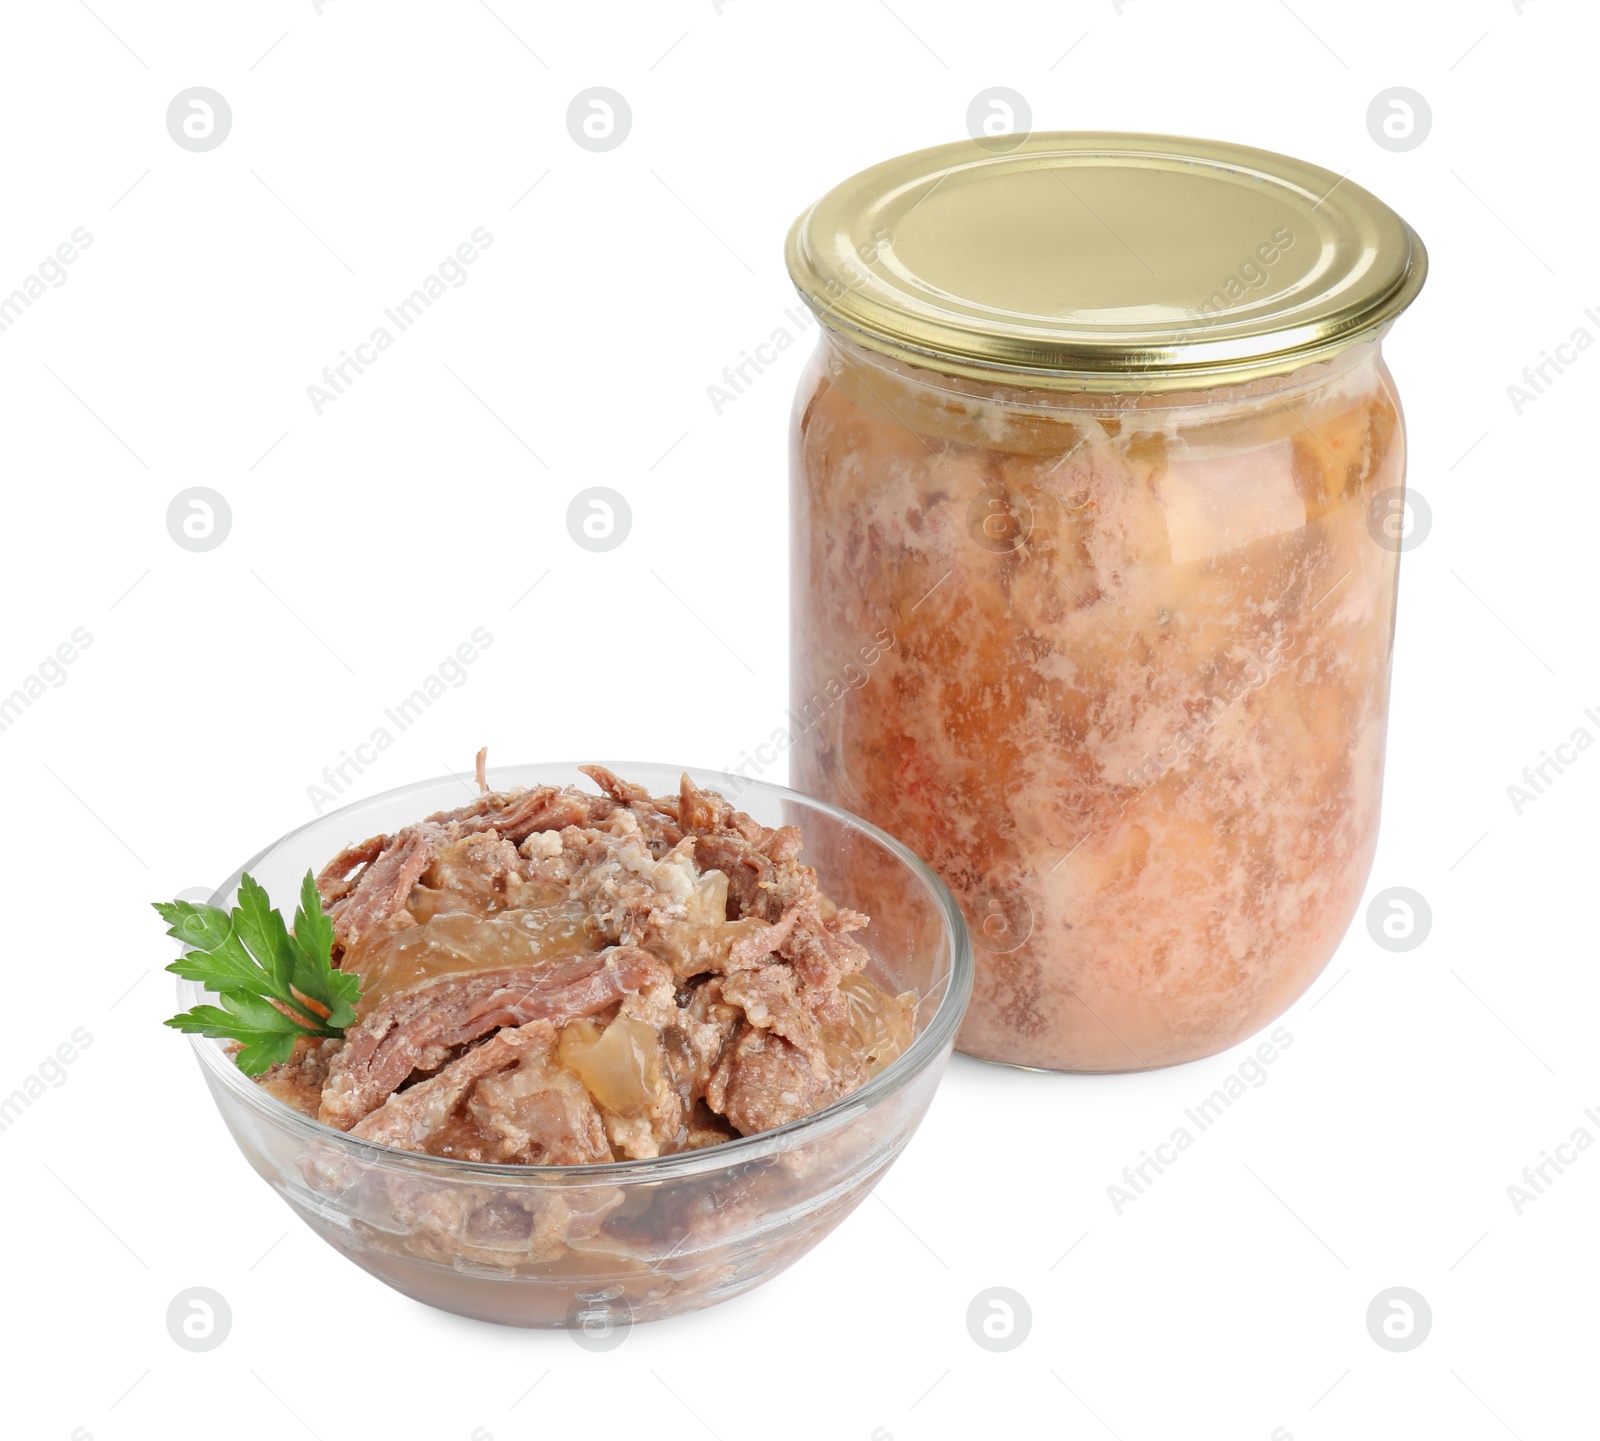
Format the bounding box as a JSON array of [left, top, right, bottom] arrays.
[[181, 762, 972, 1329]]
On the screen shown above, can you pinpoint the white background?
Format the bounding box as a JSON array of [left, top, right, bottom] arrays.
[[1, 1, 1592, 1438]]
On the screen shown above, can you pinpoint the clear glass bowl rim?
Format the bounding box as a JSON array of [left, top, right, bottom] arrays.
[[181, 759, 974, 1186]]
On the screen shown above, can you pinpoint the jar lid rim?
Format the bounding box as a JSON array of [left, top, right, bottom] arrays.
[[785, 132, 1427, 393]]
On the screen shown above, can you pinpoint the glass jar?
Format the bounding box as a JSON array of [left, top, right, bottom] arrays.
[[785, 134, 1426, 1071]]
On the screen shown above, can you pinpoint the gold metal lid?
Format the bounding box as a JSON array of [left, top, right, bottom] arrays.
[[785, 132, 1427, 393]]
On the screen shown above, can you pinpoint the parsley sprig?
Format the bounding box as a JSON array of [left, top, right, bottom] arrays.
[[159, 871, 362, 1075]]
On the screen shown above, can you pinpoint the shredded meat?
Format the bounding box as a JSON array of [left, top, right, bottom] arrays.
[[435, 785, 611, 844], [419, 832, 531, 913], [315, 834, 387, 906], [322, 824, 440, 948], [778, 901, 872, 990], [718, 965, 832, 1066], [351, 1020, 557, 1150], [263, 766, 915, 1174], [255, 1037, 339, 1118], [707, 1025, 855, 1134], [691, 829, 817, 922], [319, 948, 670, 1131], [467, 1048, 612, 1164]]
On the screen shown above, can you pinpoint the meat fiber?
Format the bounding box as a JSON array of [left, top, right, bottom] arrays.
[[256, 766, 916, 1166], [320, 948, 669, 1130]]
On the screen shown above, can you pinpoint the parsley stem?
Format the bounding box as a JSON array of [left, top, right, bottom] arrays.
[[274, 986, 333, 1033]]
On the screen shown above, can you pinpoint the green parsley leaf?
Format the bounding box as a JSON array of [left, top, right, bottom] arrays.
[[160, 870, 362, 1074], [288, 871, 358, 1030], [233, 873, 298, 996], [152, 898, 234, 953]]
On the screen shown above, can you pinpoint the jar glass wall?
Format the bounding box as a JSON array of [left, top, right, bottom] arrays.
[[790, 328, 1408, 1070]]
